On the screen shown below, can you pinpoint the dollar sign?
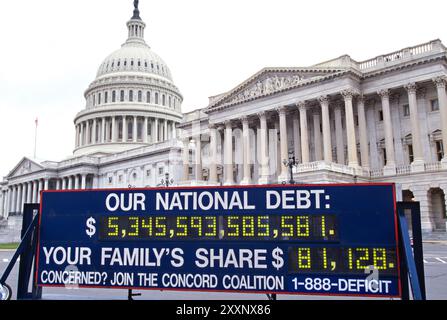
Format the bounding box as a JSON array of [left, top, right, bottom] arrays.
[[86, 217, 96, 238], [272, 247, 284, 271]]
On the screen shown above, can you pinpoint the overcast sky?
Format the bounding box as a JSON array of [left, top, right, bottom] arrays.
[[0, 0, 445, 178]]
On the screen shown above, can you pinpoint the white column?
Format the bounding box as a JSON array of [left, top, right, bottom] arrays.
[[405, 83, 425, 171], [182, 138, 190, 181], [56, 179, 61, 190], [313, 111, 323, 161], [224, 120, 234, 185], [37, 180, 43, 202], [154, 118, 159, 143], [378, 89, 396, 174], [258, 112, 269, 184], [110, 117, 115, 143], [195, 135, 202, 180], [209, 124, 218, 184], [86, 121, 91, 145], [101, 118, 106, 143], [241, 117, 252, 185], [10, 186, 17, 213], [15, 185, 22, 214], [68, 176, 73, 190], [164, 120, 168, 141], [172, 121, 177, 139], [298, 102, 310, 164], [62, 178, 67, 190], [26, 182, 32, 203], [75, 125, 80, 148], [0, 191, 4, 218], [319, 96, 332, 163], [292, 112, 301, 163], [74, 175, 80, 189], [144, 117, 149, 143], [92, 119, 97, 143], [123, 116, 128, 142], [133, 116, 138, 142], [80, 123, 84, 146], [81, 174, 87, 189], [21, 184, 27, 211], [5, 188, 10, 217], [44, 179, 49, 190], [342, 90, 360, 168], [32, 181, 37, 203], [334, 103, 344, 165], [357, 95, 370, 170], [278, 107, 289, 181], [433, 77, 447, 166]]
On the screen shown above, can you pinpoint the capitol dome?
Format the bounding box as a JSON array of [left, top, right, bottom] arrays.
[[73, 3, 183, 157]]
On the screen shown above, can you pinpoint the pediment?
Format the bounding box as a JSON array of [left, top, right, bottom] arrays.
[[7, 157, 44, 178], [207, 67, 347, 111]]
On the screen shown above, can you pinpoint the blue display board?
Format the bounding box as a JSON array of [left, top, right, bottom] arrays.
[[35, 184, 401, 297]]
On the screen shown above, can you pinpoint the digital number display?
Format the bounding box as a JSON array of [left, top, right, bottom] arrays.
[[287, 247, 398, 275], [99, 215, 338, 241]]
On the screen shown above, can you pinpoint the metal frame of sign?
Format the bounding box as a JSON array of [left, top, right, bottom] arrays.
[[34, 183, 402, 298]]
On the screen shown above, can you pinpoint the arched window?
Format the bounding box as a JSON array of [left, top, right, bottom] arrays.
[[98, 93, 101, 105], [105, 92, 108, 104], [117, 60, 121, 67], [168, 96, 172, 108], [144, 61, 148, 68], [112, 91, 116, 103], [131, 60, 134, 67], [129, 90, 134, 102], [124, 60, 127, 67], [155, 92, 159, 105], [138, 60, 141, 67], [138, 90, 142, 102], [93, 94, 96, 106], [162, 94, 166, 106], [120, 90, 125, 102], [146, 91, 151, 103]]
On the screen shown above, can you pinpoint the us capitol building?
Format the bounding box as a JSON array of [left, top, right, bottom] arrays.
[[1, 3, 447, 235]]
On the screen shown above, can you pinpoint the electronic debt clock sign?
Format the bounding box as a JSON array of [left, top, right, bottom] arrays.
[[35, 184, 401, 298]]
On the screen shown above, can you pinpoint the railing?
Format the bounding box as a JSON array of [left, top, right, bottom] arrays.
[[396, 165, 411, 175], [425, 162, 441, 172], [291, 161, 445, 178], [358, 39, 444, 71]]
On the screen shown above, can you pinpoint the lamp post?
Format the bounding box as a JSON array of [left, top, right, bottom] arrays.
[[158, 172, 174, 187], [282, 151, 299, 185]]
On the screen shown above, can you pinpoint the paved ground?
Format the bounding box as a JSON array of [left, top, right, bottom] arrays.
[[1, 243, 446, 300]]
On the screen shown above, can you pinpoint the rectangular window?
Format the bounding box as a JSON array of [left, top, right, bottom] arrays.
[[138, 91, 142, 102], [159, 167, 164, 175], [98, 93, 101, 105], [118, 175, 123, 183], [108, 177, 113, 184], [436, 141, 444, 161], [129, 90, 134, 102], [105, 92, 108, 104], [112, 91, 116, 103], [147, 92, 151, 103], [408, 144, 414, 163], [378, 110, 384, 121], [354, 115, 359, 127], [146, 170, 151, 177], [120, 90, 125, 102], [431, 99, 440, 112], [403, 104, 410, 117], [382, 148, 387, 166]]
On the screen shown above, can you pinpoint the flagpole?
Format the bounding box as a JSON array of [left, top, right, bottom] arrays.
[[34, 118, 38, 159]]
